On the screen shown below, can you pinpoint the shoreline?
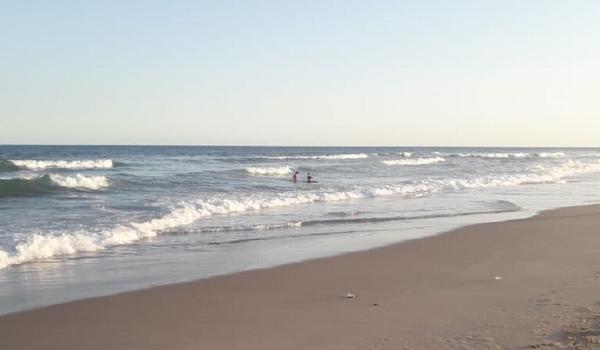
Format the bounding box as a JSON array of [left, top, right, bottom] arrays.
[[0, 202, 534, 316], [3, 204, 600, 349]]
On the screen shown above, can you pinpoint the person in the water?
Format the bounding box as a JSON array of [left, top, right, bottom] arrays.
[[290, 170, 299, 183], [307, 172, 315, 183]]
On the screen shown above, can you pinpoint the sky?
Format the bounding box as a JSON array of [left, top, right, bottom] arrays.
[[1, 1, 599, 146]]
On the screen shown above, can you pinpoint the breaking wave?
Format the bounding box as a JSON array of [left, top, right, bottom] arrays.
[[0, 174, 109, 197], [47, 174, 109, 190], [245, 166, 293, 176], [261, 153, 369, 160], [1, 159, 599, 269], [458, 152, 529, 158], [437, 152, 566, 159], [535, 152, 566, 158], [0, 160, 21, 172], [8, 159, 114, 170], [382, 157, 445, 166]]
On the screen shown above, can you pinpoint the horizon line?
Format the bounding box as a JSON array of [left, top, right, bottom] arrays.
[[1, 144, 599, 149]]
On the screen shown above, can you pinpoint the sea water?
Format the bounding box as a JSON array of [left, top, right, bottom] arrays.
[[1, 146, 600, 314]]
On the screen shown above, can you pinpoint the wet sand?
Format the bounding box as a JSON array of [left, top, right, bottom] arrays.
[[3, 204, 600, 349]]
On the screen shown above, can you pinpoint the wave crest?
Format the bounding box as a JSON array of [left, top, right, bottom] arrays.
[[48, 174, 109, 190], [439, 152, 566, 159], [459, 152, 528, 158], [382, 157, 445, 166], [9, 159, 113, 170], [0, 160, 21, 172], [245, 166, 292, 176], [262, 153, 369, 160], [0, 174, 109, 197], [535, 152, 566, 158]]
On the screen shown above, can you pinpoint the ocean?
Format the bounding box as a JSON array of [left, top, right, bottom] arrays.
[[1, 145, 600, 314]]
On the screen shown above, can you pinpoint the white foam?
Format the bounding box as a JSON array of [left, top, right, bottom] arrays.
[[373, 160, 600, 197], [536, 152, 566, 158], [0, 233, 102, 269], [245, 166, 292, 176], [457, 152, 529, 158], [9, 159, 113, 170], [444, 152, 565, 159], [382, 157, 445, 166], [263, 153, 369, 160], [442, 159, 600, 189], [48, 174, 109, 190], [1, 159, 600, 270]]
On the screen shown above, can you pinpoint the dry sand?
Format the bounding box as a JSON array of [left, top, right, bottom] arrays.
[[3, 204, 600, 349]]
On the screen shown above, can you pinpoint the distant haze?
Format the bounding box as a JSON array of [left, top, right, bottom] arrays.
[[1, 1, 599, 146]]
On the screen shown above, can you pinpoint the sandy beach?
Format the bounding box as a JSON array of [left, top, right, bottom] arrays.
[[3, 1, 599, 348], [2, 204, 600, 349]]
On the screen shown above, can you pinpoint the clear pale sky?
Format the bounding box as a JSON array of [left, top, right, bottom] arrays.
[[1, 1, 599, 146]]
